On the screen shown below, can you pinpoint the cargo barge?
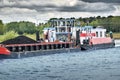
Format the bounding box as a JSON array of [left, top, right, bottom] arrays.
[[5, 42, 81, 58], [0, 18, 115, 59]]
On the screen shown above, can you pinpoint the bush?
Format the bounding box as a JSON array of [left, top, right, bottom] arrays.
[[0, 35, 4, 42], [0, 31, 19, 42]]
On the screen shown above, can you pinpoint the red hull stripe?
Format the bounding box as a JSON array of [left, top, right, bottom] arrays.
[[0, 47, 11, 55], [80, 33, 96, 37], [90, 38, 112, 45]]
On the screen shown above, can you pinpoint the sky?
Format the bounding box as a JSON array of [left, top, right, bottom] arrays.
[[0, 0, 120, 24]]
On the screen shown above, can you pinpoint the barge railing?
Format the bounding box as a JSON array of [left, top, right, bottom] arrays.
[[5, 42, 74, 52]]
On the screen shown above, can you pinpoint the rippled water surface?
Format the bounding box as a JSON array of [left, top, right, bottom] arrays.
[[0, 47, 120, 80]]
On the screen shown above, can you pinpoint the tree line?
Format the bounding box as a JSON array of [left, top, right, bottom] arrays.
[[0, 21, 49, 35], [76, 16, 120, 32], [0, 15, 120, 35]]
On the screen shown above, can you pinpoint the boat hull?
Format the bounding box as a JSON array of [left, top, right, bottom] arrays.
[[81, 42, 115, 50], [8, 48, 81, 59], [2, 42, 115, 59], [0, 54, 10, 59]]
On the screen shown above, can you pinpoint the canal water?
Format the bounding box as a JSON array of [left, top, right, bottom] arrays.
[[0, 47, 120, 80]]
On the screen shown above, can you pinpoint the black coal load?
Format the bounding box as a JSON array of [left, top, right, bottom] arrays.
[[1, 36, 38, 45]]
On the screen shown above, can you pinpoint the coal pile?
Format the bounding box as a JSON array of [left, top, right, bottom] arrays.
[[1, 36, 37, 45]]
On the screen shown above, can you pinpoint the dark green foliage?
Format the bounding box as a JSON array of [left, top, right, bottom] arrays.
[[18, 21, 36, 34], [6, 22, 19, 32], [6, 21, 36, 34], [0, 20, 5, 35], [89, 16, 120, 32], [36, 23, 50, 34], [76, 16, 120, 32]]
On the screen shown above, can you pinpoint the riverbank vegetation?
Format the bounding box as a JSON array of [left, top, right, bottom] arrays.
[[0, 15, 120, 42], [113, 33, 120, 39]]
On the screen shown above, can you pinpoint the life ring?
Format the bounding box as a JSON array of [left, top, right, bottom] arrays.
[[89, 41, 93, 47]]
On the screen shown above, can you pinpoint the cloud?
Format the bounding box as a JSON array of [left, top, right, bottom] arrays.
[[58, 2, 115, 12], [0, 0, 16, 6], [0, 0, 78, 7], [0, 7, 37, 15], [0, 0, 119, 23], [81, 0, 120, 3], [113, 5, 120, 16], [0, 0, 117, 13], [19, 0, 78, 7]]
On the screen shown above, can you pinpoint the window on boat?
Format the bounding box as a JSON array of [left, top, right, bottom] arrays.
[[53, 21, 57, 26], [59, 27, 65, 32], [104, 32, 106, 37], [100, 31, 102, 37], [67, 21, 70, 26], [67, 27, 71, 32], [96, 32, 98, 37]]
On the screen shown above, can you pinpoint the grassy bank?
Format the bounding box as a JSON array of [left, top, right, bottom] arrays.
[[0, 31, 19, 43], [113, 33, 120, 39]]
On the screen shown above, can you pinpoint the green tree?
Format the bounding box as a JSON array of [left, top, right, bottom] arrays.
[[6, 22, 19, 32], [37, 22, 50, 34], [6, 21, 37, 34], [0, 20, 5, 34], [19, 21, 37, 34]]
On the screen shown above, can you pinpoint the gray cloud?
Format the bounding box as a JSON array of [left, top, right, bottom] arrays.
[[81, 0, 120, 3], [0, 0, 119, 23], [0, 0, 117, 13], [0, 2, 115, 13], [58, 3, 115, 12]]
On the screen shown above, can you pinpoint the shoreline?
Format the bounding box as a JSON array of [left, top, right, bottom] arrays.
[[115, 39, 120, 47]]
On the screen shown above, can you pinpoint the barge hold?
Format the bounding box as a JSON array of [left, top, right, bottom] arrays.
[[0, 18, 115, 59]]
